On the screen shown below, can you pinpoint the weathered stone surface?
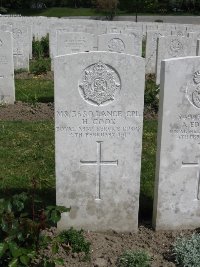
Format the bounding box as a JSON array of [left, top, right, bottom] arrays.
[[145, 30, 169, 74], [153, 56, 200, 230], [98, 33, 137, 55], [12, 25, 30, 70], [156, 36, 196, 84], [0, 31, 15, 104], [124, 30, 143, 56], [56, 32, 95, 56], [55, 52, 145, 232]]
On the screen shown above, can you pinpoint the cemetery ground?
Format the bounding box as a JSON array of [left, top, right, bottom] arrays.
[[0, 66, 197, 266]]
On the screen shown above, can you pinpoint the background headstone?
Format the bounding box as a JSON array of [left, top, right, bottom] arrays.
[[98, 33, 138, 55], [145, 30, 169, 74], [156, 36, 196, 84], [0, 31, 15, 104], [56, 32, 95, 56]]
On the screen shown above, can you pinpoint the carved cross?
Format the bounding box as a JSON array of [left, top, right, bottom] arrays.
[[80, 141, 118, 200]]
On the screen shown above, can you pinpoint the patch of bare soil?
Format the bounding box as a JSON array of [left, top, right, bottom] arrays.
[[15, 71, 53, 80], [0, 101, 54, 121], [41, 225, 195, 267]]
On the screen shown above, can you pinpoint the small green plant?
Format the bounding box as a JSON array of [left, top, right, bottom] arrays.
[[0, 191, 70, 266], [30, 58, 51, 75], [117, 250, 151, 267], [59, 228, 91, 260], [145, 74, 159, 113], [32, 35, 49, 59], [173, 233, 200, 267]]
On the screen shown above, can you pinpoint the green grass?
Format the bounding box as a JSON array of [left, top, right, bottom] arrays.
[[0, 121, 54, 193], [15, 79, 54, 103], [140, 120, 157, 220]]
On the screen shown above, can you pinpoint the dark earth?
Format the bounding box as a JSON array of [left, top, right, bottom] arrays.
[[44, 224, 195, 267], [0, 76, 193, 266]]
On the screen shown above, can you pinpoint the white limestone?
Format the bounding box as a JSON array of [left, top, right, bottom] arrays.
[[12, 25, 30, 70], [98, 33, 139, 55], [145, 30, 169, 74], [55, 51, 145, 232], [156, 36, 196, 84], [153, 56, 200, 230], [56, 32, 95, 56], [0, 31, 15, 104], [124, 30, 143, 56]]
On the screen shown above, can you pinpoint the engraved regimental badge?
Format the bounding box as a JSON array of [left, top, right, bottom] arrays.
[[79, 61, 121, 106], [108, 38, 125, 53], [186, 71, 200, 109], [168, 39, 184, 57]]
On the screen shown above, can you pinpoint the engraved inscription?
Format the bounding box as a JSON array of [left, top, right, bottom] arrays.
[[79, 61, 121, 106], [80, 141, 118, 200], [108, 38, 125, 53], [13, 48, 23, 56], [56, 109, 141, 139], [65, 38, 86, 51], [168, 39, 184, 57], [182, 159, 200, 200]]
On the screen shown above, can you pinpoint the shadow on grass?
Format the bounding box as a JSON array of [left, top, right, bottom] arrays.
[[37, 96, 54, 103], [139, 193, 153, 223]]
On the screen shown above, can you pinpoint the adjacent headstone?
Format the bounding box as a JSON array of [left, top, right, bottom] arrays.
[[55, 51, 145, 232], [0, 31, 15, 104], [156, 36, 196, 84], [124, 30, 143, 56], [171, 29, 187, 37], [12, 25, 30, 70], [98, 33, 137, 55], [153, 56, 200, 230], [56, 32, 95, 56], [145, 30, 169, 74]]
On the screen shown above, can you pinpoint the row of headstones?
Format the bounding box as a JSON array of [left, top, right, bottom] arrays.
[[145, 30, 200, 84], [1, 17, 200, 105], [48, 20, 200, 79], [55, 51, 200, 232], [1, 16, 200, 75]]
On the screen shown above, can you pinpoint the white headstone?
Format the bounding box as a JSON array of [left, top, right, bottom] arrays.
[[145, 30, 169, 74], [124, 30, 143, 56], [55, 51, 145, 232], [98, 33, 137, 55], [56, 32, 95, 56], [171, 29, 187, 37], [153, 56, 200, 230], [12, 25, 30, 70], [156, 36, 196, 84], [0, 31, 15, 104]]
